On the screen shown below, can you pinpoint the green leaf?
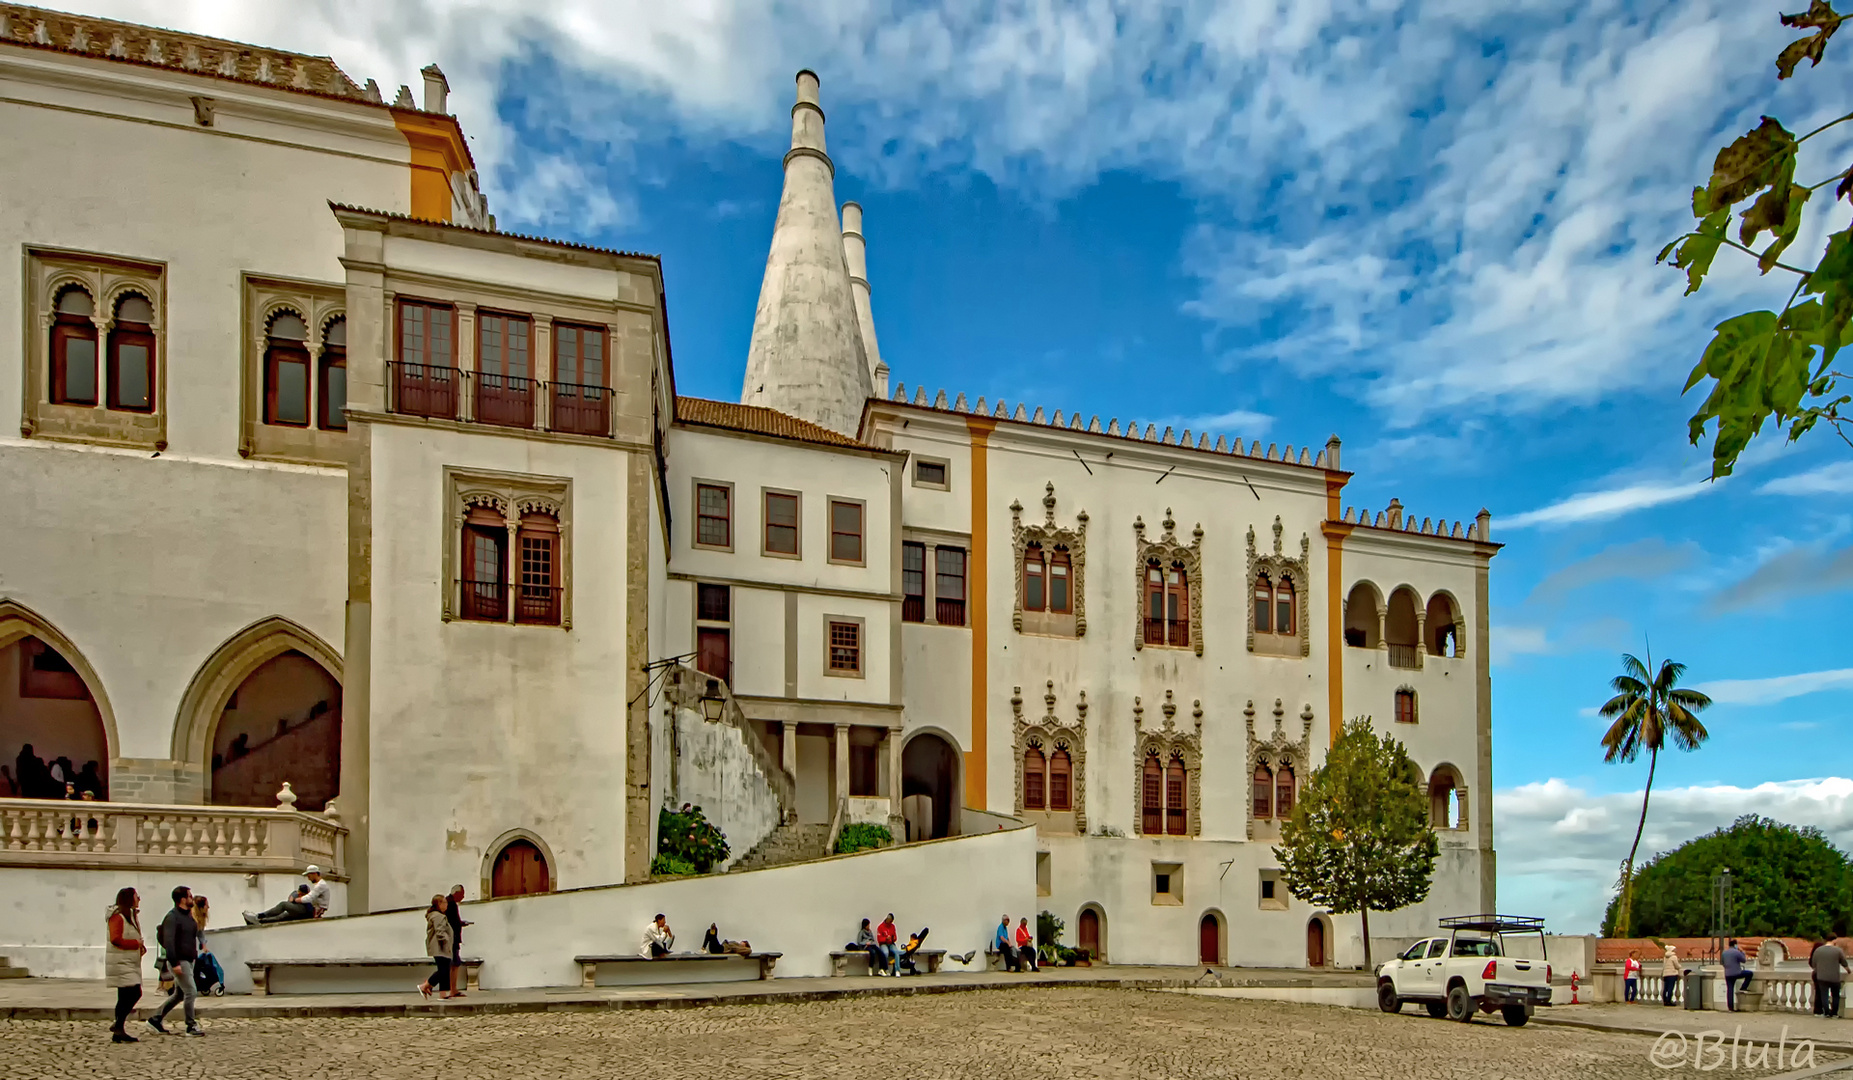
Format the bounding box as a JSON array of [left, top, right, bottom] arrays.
[[1806, 228, 1853, 363], [1778, 0, 1846, 78], [1668, 208, 1732, 294]]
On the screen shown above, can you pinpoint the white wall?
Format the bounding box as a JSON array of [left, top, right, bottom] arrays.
[[208, 825, 1037, 989], [662, 704, 782, 870], [0, 867, 347, 978]]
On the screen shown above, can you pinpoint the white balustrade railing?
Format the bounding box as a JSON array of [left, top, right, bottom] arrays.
[[1755, 976, 1818, 1014], [0, 798, 345, 877]]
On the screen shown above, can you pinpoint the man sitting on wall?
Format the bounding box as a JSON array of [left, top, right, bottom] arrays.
[[243, 867, 331, 925]]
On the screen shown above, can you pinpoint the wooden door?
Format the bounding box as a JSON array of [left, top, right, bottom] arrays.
[[1078, 909, 1100, 958], [491, 839, 550, 898], [1199, 915, 1220, 966], [1307, 918, 1326, 967]]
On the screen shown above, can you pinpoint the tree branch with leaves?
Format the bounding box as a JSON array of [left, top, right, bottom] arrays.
[[1662, 1, 1853, 478]]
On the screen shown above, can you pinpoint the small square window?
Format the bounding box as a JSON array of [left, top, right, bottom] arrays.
[[827, 619, 862, 676], [913, 458, 949, 489], [1036, 851, 1053, 897], [1152, 861, 1183, 906], [1261, 878, 1275, 900], [1259, 868, 1287, 910], [697, 582, 730, 623], [1155, 873, 1170, 893]]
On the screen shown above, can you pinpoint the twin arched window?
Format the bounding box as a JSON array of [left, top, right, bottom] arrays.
[[1022, 542, 1073, 614], [50, 287, 154, 412], [1252, 762, 1296, 821], [263, 313, 348, 430], [1141, 751, 1190, 835], [1253, 573, 1296, 636], [461, 505, 562, 626], [1144, 561, 1189, 647], [1022, 745, 1073, 812]]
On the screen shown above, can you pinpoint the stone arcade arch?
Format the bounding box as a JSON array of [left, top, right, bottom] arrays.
[[901, 729, 962, 841], [0, 600, 117, 798], [172, 617, 342, 809], [1343, 582, 1382, 648]]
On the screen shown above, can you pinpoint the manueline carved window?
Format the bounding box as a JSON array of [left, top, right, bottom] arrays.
[[1133, 511, 1203, 656], [1247, 517, 1311, 658], [1012, 482, 1087, 638]]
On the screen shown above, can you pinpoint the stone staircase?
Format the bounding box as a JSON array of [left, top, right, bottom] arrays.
[[731, 822, 832, 871], [0, 957, 30, 979]]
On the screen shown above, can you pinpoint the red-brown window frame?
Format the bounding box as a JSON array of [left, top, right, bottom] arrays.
[[1394, 688, 1417, 724], [1024, 543, 1046, 612], [395, 299, 458, 419], [106, 295, 156, 413], [514, 510, 562, 626], [1023, 746, 1046, 811], [827, 620, 861, 673], [935, 546, 967, 627], [318, 318, 348, 431], [1049, 548, 1072, 614], [49, 288, 98, 406], [1275, 576, 1296, 636], [1165, 755, 1188, 835], [1254, 573, 1273, 634], [263, 313, 312, 428], [1141, 753, 1163, 835], [1252, 763, 1273, 820], [474, 310, 533, 429], [1274, 765, 1295, 820], [829, 499, 864, 564], [764, 491, 800, 556], [550, 321, 609, 436], [902, 541, 926, 623], [1049, 749, 1072, 811], [460, 505, 508, 622], [695, 483, 732, 549]]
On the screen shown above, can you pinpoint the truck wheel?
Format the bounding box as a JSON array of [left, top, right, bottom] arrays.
[[1502, 1005, 1530, 1027], [1446, 985, 1474, 1023], [1377, 982, 1402, 1014], [1425, 1002, 1447, 1019]]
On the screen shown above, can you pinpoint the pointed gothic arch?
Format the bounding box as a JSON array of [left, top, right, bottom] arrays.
[[0, 599, 119, 793], [171, 616, 342, 804]]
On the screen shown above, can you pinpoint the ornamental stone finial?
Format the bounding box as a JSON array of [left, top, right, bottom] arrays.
[[275, 781, 298, 811]]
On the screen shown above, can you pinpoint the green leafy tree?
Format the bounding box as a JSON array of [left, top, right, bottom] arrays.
[[1663, 1, 1853, 478], [1602, 816, 1853, 938], [1274, 718, 1438, 968], [1599, 653, 1713, 937]]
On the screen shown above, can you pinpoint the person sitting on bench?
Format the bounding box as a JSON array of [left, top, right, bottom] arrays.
[[244, 867, 330, 925], [640, 914, 674, 958]]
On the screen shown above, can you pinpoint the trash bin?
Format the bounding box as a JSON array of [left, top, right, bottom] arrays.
[[1683, 969, 1710, 1010]]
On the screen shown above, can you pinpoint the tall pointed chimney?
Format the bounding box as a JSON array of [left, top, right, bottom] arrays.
[[740, 70, 873, 436], [840, 201, 888, 399]]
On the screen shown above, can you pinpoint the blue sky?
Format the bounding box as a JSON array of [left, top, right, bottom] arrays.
[[98, 0, 1853, 932]]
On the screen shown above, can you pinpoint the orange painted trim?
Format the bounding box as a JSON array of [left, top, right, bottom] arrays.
[[1322, 472, 1351, 749], [966, 416, 996, 809], [392, 110, 472, 223]]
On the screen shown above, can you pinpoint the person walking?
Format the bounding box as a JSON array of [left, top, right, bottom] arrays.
[[1015, 917, 1040, 972], [149, 886, 204, 1036], [190, 894, 224, 995], [419, 895, 455, 1000], [1813, 936, 1849, 1018], [1623, 951, 1641, 1004], [875, 913, 899, 976], [104, 887, 145, 1043], [1722, 939, 1752, 1012], [1661, 944, 1681, 1007], [421, 884, 469, 998]]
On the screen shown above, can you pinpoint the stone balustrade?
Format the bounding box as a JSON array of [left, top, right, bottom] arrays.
[[1752, 976, 1824, 1014], [0, 797, 346, 877]]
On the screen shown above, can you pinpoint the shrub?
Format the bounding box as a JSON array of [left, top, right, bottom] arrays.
[[650, 854, 697, 877], [656, 804, 729, 873], [1037, 909, 1064, 949], [835, 822, 892, 855]]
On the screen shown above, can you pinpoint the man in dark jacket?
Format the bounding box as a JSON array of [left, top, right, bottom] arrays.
[[149, 885, 203, 1036], [425, 885, 470, 995]]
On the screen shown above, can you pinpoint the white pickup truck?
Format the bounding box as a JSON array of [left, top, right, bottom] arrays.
[[1375, 915, 1553, 1026]]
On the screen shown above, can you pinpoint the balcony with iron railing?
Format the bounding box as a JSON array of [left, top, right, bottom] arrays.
[[1387, 643, 1420, 669], [387, 362, 612, 438], [514, 584, 563, 626], [1144, 618, 1189, 648]]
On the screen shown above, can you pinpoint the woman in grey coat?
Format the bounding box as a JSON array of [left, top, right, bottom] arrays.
[[419, 895, 456, 999]]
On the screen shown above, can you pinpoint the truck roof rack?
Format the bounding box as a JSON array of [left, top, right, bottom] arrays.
[[1438, 915, 1547, 934]]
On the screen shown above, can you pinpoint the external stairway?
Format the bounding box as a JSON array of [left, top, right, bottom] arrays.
[[731, 822, 832, 871]]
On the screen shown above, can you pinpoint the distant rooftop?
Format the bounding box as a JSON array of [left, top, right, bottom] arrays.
[[676, 397, 876, 451]]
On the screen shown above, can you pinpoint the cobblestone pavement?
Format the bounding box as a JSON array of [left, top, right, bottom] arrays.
[[0, 987, 1821, 1079]]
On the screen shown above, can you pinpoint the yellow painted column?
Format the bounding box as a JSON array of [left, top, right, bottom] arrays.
[[966, 417, 995, 808], [1322, 475, 1350, 747]]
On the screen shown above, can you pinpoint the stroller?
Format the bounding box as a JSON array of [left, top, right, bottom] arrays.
[[897, 928, 930, 976], [193, 951, 226, 997]]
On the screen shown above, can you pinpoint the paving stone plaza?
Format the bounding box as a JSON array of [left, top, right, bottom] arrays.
[[0, 988, 1795, 1079]]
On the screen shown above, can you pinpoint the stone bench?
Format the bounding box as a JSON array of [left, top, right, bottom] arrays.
[[575, 951, 781, 987], [829, 949, 946, 976], [246, 957, 482, 996]]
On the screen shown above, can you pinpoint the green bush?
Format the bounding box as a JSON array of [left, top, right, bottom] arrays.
[[656, 804, 729, 872], [650, 854, 697, 877], [1037, 909, 1064, 949], [835, 822, 892, 855]]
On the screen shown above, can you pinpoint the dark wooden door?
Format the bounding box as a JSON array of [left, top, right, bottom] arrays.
[[1078, 909, 1100, 958], [1307, 918, 1326, 967], [1199, 915, 1219, 966], [491, 840, 550, 898]]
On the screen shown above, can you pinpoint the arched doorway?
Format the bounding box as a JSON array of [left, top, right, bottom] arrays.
[[0, 630, 110, 799], [1077, 904, 1106, 962], [1306, 916, 1327, 967], [209, 650, 341, 811], [1199, 911, 1224, 966], [901, 730, 961, 840], [490, 839, 551, 897]]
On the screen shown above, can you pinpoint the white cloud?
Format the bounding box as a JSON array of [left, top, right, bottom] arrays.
[[1153, 408, 1275, 440], [1694, 668, 1853, 706], [1491, 626, 1552, 665], [1503, 478, 1714, 529], [1528, 537, 1701, 599], [1497, 777, 1853, 932], [1761, 461, 1853, 496]]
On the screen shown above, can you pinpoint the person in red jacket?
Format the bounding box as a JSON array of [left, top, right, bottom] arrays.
[[874, 913, 899, 977], [1015, 917, 1040, 972]]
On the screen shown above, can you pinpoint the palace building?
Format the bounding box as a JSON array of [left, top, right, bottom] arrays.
[[0, 4, 1498, 979]]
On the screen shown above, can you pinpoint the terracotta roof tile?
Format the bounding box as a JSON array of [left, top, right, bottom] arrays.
[[1595, 936, 1839, 964], [675, 397, 876, 450]]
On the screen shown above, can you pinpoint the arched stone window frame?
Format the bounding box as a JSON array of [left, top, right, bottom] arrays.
[[1132, 691, 1201, 837], [1011, 481, 1088, 638], [22, 247, 167, 451], [441, 466, 573, 629], [1246, 516, 1311, 658], [1423, 589, 1469, 659], [239, 275, 347, 464], [480, 827, 558, 898], [1426, 762, 1469, 832], [1012, 681, 1087, 834], [1132, 510, 1204, 656], [1246, 698, 1314, 840], [0, 598, 121, 775]]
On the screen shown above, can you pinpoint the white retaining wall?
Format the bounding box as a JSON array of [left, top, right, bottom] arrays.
[[207, 824, 1036, 992]]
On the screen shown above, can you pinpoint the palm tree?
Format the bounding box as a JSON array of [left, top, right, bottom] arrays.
[[1599, 652, 1713, 937]]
